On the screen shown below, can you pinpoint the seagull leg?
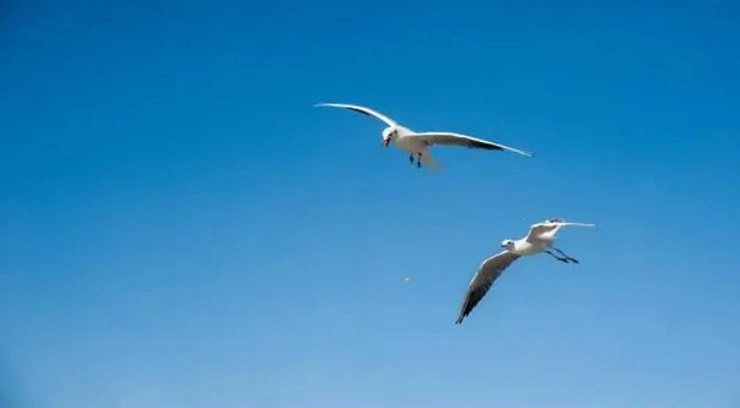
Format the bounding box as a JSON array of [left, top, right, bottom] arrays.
[[409, 153, 414, 163], [546, 250, 570, 263], [417, 153, 422, 168], [553, 248, 580, 264]]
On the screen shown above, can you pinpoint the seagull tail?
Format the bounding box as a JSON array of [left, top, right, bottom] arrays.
[[420, 153, 444, 171]]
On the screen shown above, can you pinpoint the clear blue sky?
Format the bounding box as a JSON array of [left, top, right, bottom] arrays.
[[1, 1, 739, 407]]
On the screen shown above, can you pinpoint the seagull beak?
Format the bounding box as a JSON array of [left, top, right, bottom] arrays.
[[382, 138, 390, 147]]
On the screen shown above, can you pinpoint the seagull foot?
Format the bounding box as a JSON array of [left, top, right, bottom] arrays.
[[547, 250, 571, 263], [553, 248, 579, 264]]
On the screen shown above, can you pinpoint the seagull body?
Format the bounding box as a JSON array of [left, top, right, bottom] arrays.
[[455, 219, 595, 325], [315, 103, 531, 170]]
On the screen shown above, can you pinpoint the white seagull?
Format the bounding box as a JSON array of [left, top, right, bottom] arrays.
[[455, 219, 595, 325], [314, 102, 531, 170]]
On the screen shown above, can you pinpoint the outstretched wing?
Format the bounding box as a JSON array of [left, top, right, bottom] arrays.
[[526, 219, 596, 241], [455, 251, 520, 324], [553, 222, 596, 227], [314, 103, 398, 127], [525, 222, 558, 241], [407, 132, 531, 157]]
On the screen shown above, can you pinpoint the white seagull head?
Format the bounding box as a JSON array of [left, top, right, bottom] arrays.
[[381, 126, 397, 147], [500, 239, 515, 249]]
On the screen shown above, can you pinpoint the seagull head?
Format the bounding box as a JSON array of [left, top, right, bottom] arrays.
[[501, 239, 515, 249], [381, 127, 396, 147]]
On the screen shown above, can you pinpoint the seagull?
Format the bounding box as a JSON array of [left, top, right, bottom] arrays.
[[314, 102, 531, 170], [455, 219, 595, 325]]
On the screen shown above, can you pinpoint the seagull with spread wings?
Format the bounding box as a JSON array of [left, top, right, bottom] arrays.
[[455, 219, 596, 325], [315, 103, 531, 170]]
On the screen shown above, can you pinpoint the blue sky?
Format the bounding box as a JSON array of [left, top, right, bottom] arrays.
[[1, 1, 739, 407]]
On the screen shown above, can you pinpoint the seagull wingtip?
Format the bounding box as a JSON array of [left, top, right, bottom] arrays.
[[510, 149, 533, 157], [454, 313, 466, 325], [314, 102, 344, 108]]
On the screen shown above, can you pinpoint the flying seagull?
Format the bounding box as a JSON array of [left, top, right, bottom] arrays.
[[314, 103, 531, 170], [455, 219, 595, 325]]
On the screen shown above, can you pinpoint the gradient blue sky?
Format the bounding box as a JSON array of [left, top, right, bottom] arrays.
[[1, 1, 739, 407]]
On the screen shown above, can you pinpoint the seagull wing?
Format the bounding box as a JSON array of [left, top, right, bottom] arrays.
[[314, 103, 398, 127], [552, 222, 596, 227], [407, 132, 532, 157], [526, 220, 596, 241], [455, 251, 520, 324], [526, 222, 557, 241]]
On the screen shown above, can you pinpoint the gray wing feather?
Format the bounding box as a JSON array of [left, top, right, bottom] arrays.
[[455, 251, 520, 324], [409, 132, 532, 156]]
